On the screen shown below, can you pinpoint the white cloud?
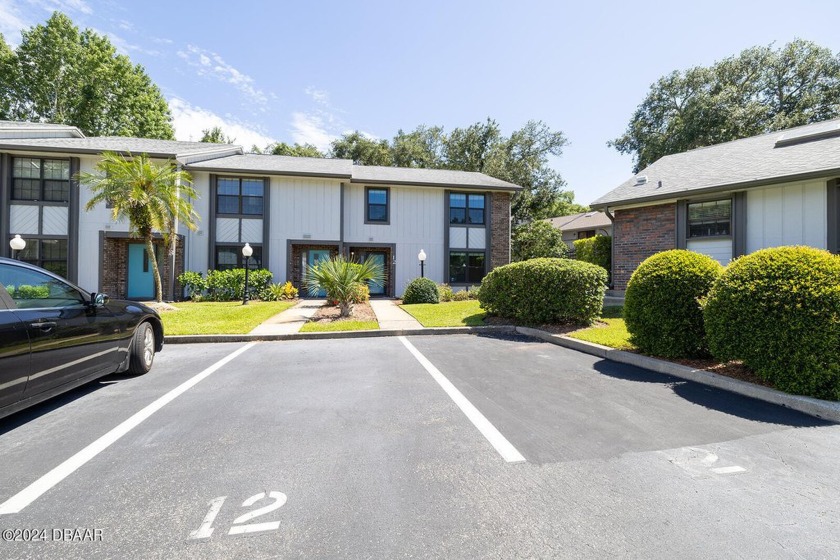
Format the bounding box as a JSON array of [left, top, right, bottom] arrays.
[[177, 44, 268, 107], [27, 0, 92, 15], [169, 97, 275, 150], [0, 0, 30, 44], [290, 112, 337, 151], [305, 87, 330, 106]]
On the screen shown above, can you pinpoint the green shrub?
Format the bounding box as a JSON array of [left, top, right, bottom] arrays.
[[452, 289, 472, 301], [574, 235, 611, 272], [261, 281, 299, 301], [438, 283, 454, 302], [511, 220, 568, 261], [205, 268, 274, 301], [177, 271, 206, 301], [479, 258, 606, 324], [624, 250, 723, 358], [403, 277, 439, 304], [703, 246, 840, 400]]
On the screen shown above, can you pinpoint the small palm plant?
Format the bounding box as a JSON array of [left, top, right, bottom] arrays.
[[305, 255, 384, 317]]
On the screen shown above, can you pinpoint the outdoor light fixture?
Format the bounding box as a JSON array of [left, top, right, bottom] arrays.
[[418, 249, 427, 278], [9, 235, 25, 260], [242, 243, 253, 305]]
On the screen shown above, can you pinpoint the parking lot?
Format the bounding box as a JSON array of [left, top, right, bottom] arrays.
[[1, 333, 839, 559]]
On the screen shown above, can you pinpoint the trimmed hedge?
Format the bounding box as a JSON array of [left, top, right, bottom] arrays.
[[574, 235, 611, 272], [403, 277, 439, 304], [624, 250, 723, 358], [479, 258, 606, 324], [703, 246, 840, 400]]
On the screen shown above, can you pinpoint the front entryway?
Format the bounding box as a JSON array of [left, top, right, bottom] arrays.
[[127, 243, 160, 299], [347, 246, 393, 297], [362, 251, 386, 296], [305, 249, 331, 297]]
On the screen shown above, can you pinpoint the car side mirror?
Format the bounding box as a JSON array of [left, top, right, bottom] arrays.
[[90, 292, 109, 307]]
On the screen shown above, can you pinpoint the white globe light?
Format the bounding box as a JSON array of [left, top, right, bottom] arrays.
[[418, 249, 427, 262], [9, 234, 26, 251], [242, 243, 253, 258]]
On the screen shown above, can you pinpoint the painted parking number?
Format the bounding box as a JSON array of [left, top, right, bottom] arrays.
[[189, 491, 287, 539]]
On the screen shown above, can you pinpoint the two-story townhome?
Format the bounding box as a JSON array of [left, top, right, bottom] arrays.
[[0, 121, 520, 299]]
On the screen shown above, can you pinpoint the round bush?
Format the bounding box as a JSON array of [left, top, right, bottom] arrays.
[[479, 258, 606, 324], [624, 250, 723, 358], [402, 277, 439, 304], [703, 246, 840, 400]]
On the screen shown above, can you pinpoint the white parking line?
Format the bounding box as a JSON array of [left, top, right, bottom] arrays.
[[0, 342, 258, 515], [398, 336, 526, 463]]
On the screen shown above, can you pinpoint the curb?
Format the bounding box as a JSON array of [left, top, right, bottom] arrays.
[[515, 326, 840, 423], [164, 325, 516, 344]]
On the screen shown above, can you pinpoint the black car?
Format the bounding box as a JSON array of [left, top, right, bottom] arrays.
[[0, 257, 164, 420]]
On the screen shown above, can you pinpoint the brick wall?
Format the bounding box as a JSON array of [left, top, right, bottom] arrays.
[[613, 203, 676, 289], [290, 244, 340, 293], [490, 192, 511, 268], [101, 236, 183, 300]]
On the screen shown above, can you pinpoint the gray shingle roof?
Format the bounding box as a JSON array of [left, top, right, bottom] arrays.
[[186, 153, 353, 178], [0, 136, 240, 159], [546, 211, 612, 231], [351, 165, 522, 191], [591, 118, 840, 208], [0, 120, 84, 138]]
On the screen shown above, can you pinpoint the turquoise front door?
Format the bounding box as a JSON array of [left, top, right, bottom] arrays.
[[127, 243, 156, 299], [306, 249, 331, 297], [365, 252, 386, 296]]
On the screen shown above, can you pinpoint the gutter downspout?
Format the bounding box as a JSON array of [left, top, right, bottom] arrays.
[[603, 207, 615, 290]]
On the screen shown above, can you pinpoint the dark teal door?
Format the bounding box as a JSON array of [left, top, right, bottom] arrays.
[[306, 249, 330, 297], [366, 252, 386, 296], [127, 244, 155, 299]]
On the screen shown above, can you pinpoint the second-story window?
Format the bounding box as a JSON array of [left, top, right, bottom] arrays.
[[366, 187, 389, 223], [449, 193, 485, 225], [217, 177, 264, 215], [12, 158, 70, 202]]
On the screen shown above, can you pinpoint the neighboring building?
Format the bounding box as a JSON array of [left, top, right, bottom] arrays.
[[0, 121, 520, 299], [545, 211, 612, 249], [591, 118, 840, 290]]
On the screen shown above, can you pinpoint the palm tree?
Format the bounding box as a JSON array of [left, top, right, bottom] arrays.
[[79, 152, 198, 302], [305, 255, 384, 317]]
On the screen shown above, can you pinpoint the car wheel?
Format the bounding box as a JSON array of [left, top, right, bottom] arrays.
[[128, 322, 155, 374]]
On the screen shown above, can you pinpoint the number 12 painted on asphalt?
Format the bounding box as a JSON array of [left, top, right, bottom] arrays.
[[189, 491, 287, 539]]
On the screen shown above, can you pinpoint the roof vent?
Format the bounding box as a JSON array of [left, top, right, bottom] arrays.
[[635, 175, 648, 186]]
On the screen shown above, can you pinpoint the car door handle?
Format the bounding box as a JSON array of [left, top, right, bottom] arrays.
[[30, 321, 57, 331]]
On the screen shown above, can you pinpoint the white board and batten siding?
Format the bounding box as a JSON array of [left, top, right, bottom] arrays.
[[686, 238, 732, 266], [268, 176, 342, 283], [344, 184, 445, 294], [745, 180, 827, 253]]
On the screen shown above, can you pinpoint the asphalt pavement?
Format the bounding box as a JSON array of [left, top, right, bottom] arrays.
[[0, 334, 838, 559]]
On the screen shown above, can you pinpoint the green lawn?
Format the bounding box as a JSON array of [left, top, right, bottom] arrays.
[[401, 300, 486, 327], [568, 318, 635, 350], [161, 300, 296, 335], [300, 319, 379, 332]]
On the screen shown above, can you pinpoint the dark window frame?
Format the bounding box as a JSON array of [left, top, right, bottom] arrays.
[[365, 186, 390, 225], [11, 157, 71, 202], [448, 251, 487, 285], [687, 198, 732, 239], [449, 192, 486, 225], [17, 237, 70, 279], [213, 244, 263, 271], [216, 177, 265, 216]]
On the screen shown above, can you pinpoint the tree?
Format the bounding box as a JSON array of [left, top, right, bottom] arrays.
[[1, 12, 174, 139], [611, 39, 840, 172], [267, 142, 324, 157], [79, 152, 197, 302], [305, 256, 384, 317], [200, 126, 235, 144], [511, 220, 567, 262], [329, 132, 393, 166]]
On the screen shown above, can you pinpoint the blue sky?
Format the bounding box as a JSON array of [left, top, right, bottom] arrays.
[[2, 0, 840, 205]]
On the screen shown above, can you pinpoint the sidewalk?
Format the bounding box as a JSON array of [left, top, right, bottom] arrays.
[[248, 299, 325, 335], [368, 299, 423, 330]]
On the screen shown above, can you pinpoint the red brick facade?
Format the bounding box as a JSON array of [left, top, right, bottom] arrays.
[[613, 203, 676, 289], [101, 235, 184, 300], [490, 191, 512, 268]]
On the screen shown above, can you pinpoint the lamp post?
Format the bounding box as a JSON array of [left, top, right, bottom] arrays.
[[9, 235, 26, 260], [242, 243, 253, 305], [418, 249, 426, 278]]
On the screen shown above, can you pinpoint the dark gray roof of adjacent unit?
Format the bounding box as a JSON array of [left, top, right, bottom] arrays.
[[186, 153, 354, 178], [591, 117, 840, 208], [0, 136, 240, 159], [546, 211, 612, 231], [351, 165, 522, 191], [0, 120, 84, 138]]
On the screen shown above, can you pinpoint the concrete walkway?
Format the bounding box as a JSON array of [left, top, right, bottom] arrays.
[[368, 299, 423, 330], [249, 299, 325, 335]]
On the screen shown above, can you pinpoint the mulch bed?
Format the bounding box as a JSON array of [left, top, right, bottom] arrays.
[[308, 302, 377, 324]]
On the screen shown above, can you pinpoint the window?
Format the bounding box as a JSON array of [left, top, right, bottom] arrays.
[[688, 199, 731, 238], [216, 177, 264, 215], [12, 158, 70, 202], [0, 263, 83, 309], [450, 193, 485, 225], [366, 187, 389, 223], [214, 245, 262, 271], [449, 252, 486, 284], [17, 239, 69, 279]]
